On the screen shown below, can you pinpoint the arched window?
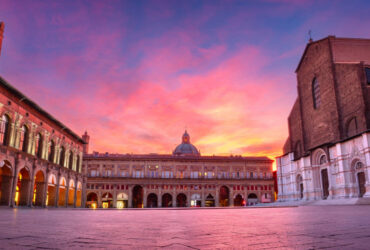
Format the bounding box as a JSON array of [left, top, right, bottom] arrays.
[[0, 114, 10, 145], [68, 151, 73, 170], [20, 125, 29, 153], [59, 146, 65, 167], [319, 154, 327, 165], [48, 140, 55, 162], [76, 155, 80, 173], [35, 133, 43, 158], [312, 77, 321, 109]]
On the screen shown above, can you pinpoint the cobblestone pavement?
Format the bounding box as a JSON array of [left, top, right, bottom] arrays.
[[1, 206, 370, 249]]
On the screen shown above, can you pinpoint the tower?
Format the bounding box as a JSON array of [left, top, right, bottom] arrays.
[[82, 131, 90, 154], [0, 22, 4, 57]]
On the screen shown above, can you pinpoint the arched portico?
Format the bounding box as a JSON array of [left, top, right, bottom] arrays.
[[16, 167, 31, 206], [102, 192, 113, 208], [247, 193, 258, 205], [76, 182, 82, 207], [132, 185, 143, 208], [176, 193, 187, 207], [205, 194, 215, 207], [116, 192, 128, 208], [68, 179, 75, 207], [58, 177, 67, 206], [162, 193, 172, 207], [0, 160, 12, 206], [32, 170, 45, 206], [47, 174, 57, 206], [233, 194, 244, 206], [147, 193, 158, 208]]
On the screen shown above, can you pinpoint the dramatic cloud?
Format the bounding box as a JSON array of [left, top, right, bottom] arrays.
[[0, 0, 369, 170]]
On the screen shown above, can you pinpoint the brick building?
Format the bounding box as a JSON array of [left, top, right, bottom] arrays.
[[0, 23, 85, 207], [277, 36, 370, 201], [83, 131, 274, 208]]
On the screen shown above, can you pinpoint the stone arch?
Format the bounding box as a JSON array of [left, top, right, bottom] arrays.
[[132, 185, 143, 208], [176, 193, 187, 207], [312, 148, 327, 166], [86, 192, 98, 208], [102, 192, 113, 208], [16, 167, 31, 206], [32, 170, 45, 206], [58, 176, 67, 206], [47, 174, 57, 206], [0, 160, 13, 205], [68, 179, 75, 207], [247, 193, 258, 206], [116, 192, 128, 208], [219, 185, 230, 207], [147, 193, 158, 208], [233, 193, 244, 206], [162, 193, 172, 207], [76, 181, 82, 207]]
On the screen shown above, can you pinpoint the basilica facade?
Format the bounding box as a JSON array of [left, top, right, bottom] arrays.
[[83, 131, 274, 208], [277, 36, 370, 201]]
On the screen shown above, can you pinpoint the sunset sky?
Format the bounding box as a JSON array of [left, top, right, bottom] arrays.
[[0, 0, 369, 167]]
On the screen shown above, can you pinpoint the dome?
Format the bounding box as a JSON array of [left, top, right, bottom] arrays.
[[173, 130, 200, 156]]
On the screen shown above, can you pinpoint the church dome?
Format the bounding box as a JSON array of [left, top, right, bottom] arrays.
[[173, 130, 200, 156]]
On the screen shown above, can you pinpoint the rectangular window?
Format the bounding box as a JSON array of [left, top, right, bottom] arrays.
[[366, 68, 370, 84]]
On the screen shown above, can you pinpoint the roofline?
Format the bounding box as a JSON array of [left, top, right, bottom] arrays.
[[83, 153, 274, 163], [0, 76, 86, 144], [295, 36, 370, 73]]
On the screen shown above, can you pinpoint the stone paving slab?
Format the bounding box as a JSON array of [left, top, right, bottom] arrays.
[[0, 206, 370, 249]]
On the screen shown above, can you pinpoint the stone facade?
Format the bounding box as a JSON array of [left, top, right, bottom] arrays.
[[0, 76, 85, 207], [277, 36, 370, 201], [83, 132, 274, 208]]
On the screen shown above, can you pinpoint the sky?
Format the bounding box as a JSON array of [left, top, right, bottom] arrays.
[[0, 0, 369, 169]]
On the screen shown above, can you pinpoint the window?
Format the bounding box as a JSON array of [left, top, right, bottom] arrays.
[[250, 172, 254, 178], [206, 171, 213, 179], [312, 77, 321, 109], [366, 68, 370, 84], [48, 140, 55, 162], [90, 170, 96, 177], [319, 154, 327, 165], [190, 171, 198, 179], [0, 115, 10, 145], [68, 152, 74, 170], [59, 146, 65, 166], [35, 133, 43, 158], [76, 156, 80, 173], [20, 125, 29, 152]]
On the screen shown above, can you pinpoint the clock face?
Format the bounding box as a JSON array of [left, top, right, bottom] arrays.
[[184, 137, 189, 142]]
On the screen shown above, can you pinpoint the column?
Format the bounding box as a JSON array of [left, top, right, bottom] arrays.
[[42, 168, 50, 207], [201, 185, 205, 207], [172, 190, 176, 207], [128, 185, 132, 208], [143, 185, 147, 208], [73, 176, 78, 207], [215, 186, 219, 207], [27, 164, 36, 207], [10, 154, 20, 207], [158, 187, 162, 207], [113, 184, 117, 208], [55, 171, 61, 207]]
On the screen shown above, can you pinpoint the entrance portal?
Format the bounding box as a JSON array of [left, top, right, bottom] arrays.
[[116, 193, 128, 208], [0, 162, 12, 206], [132, 185, 143, 208], [102, 192, 113, 208], [162, 193, 172, 207], [321, 169, 329, 199], [219, 186, 229, 207], [86, 192, 98, 208], [247, 193, 258, 205], [176, 193, 187, 207], [358, 172, 366, 197], [147, 193, 158, 208]]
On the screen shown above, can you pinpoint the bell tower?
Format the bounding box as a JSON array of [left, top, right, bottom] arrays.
[[82, 131, 90, 154], [0, 22, 4, 57]]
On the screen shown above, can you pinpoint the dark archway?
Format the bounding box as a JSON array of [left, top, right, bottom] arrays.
[[147, 193, 158, 208], [0, 162, 12, 205], [162, 193, 172, 207], [219, 186, 229, 207], [247, 193, 258, 206], [233, 194, 243, 206], [321, 169, 329, 199], [358, 172, 366, 197], [176, 193, 187, 207], [86, 192, 98, 208], [16, 168, 31, 206], [33, 171, 45, 206], [205, 194, 215, 207], [132, 185, 143, 208]]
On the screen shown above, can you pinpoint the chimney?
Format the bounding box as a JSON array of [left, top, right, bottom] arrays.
[[0, 22, 4, 57], [82, 131, 90, 154]]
